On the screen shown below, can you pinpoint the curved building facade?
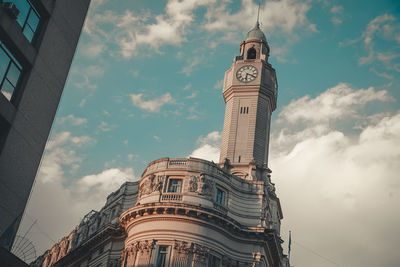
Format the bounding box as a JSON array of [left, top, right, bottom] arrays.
[[120, 157, 286, 266]]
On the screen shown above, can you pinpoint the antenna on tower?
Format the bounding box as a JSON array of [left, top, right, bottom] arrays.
[[257, 0, 261, 25]]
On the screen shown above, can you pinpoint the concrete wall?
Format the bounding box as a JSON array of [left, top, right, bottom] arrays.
[[0, 0, 90, 247]]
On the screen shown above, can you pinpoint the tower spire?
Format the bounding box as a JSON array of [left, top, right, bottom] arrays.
[[256, 0, 261, 27]]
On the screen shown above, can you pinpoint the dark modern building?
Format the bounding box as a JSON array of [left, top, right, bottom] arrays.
[[0, 0, 91, 258]]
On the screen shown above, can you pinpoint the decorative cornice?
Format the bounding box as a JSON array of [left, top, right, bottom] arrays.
[[120, 202, 266, 239]]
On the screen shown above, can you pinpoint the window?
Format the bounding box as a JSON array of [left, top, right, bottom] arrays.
[[167, 179, 182, 193], [247, 47, 256, 59], [208, 255, 221, 267], [156, 246, 169, 267], [240, 107, 249, 114], [0, 41, 22, 102], [216, 188, 226, 205], [3, 0, 41, 42]]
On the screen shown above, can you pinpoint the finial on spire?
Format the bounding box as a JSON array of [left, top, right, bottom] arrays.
[[256, 0, 261, 27]]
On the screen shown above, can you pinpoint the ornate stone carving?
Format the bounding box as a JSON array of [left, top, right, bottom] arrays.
[[189, 175, 198, 192], [192, 243, 210, 259], [174, 240, 191, 254], [140, 175, 165, 197], [152, 175, 164, 192], [198, 174, 214, 196], [191, 243, 209, 263], [136, 239, 156, 253], [266, 182, 276, 197], [140, 177, 152, 197]]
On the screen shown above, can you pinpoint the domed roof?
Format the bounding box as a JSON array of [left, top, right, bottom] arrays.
[[246, 22, 267, 42]]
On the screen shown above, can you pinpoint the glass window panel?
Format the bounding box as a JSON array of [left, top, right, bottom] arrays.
[[216, 188, 225, 204], [12, 0, 30, 27], [167, 179, 182, 193], [1, 80, 15, 101], [0, 50, 11, 79], [23, 26, 34, 42], [156, 246, 168, 267], [27, 10, 39, 30], [6, 63, 21, 87]]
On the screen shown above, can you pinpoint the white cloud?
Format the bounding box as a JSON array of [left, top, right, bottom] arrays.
[[330, 5, 343, 14], [115, 0, 216, 58], [266, 84, 400, 267], [153, 135, 161, 141], [130, 92, 175, 112], [56, 114, 88, 126], [183, 83, 192, 91], [190, 131, 221, 162], [376, 52, 400, 65], [19, 131, 137, 255], [98, 121, 117, 132], [75, 168, 135, 200], [129, 70, 139, 77], [331, 17, 342, 25], [181, 57, 201, 76], [84, 65, 105, 77], [214, 79, 223, 90], [370, 67, 394, 79], [204, 0, 311, 34], [357, 14, 399, 66], [272, 114, 400, 267], [79, 99, 87, 107], [80, 43, 105, 58], [82, 0, 314, 59], [278, 83, 392, 124], [74, 75, 97, 90], [185, 91, 197, 99]]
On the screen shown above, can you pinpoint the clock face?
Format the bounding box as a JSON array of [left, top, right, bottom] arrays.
[[236, 65, 258, 83]]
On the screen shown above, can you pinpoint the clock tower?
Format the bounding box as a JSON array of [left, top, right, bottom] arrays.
[[219, 21, 278, 180]]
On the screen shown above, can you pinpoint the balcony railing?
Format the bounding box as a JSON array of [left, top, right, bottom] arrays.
[[169, 160, 187, 166], [161, 193, 183, 202]]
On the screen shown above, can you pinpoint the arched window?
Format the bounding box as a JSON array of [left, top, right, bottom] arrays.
[[247, 47, 256, 59]]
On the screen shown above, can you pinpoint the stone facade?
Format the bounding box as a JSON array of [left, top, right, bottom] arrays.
[[120, 157, 287, 267]]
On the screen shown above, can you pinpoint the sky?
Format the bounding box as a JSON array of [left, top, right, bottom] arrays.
[[17, 0, 400, 266]]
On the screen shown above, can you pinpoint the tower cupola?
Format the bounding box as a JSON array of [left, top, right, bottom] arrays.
[[246, 22, 267, 42]]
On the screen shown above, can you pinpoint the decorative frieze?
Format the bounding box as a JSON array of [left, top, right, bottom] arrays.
[[139, 175, 165, 197], [189, 175, 199, 192]]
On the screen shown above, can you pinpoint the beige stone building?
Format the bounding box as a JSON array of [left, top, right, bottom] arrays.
[[32, 22, 290, 267]]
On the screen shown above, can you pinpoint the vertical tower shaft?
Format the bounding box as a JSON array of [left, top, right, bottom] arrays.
[[219, 23, 278, 178]]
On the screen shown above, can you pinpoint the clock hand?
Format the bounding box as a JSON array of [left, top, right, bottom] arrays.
[[248, 74, 256, 78]]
